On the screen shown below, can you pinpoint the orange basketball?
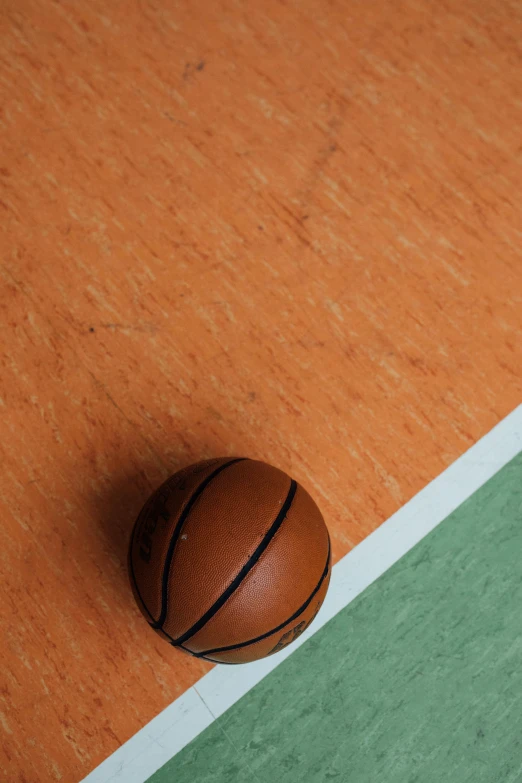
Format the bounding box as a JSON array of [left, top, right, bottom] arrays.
[[129, 458, 331, 664]]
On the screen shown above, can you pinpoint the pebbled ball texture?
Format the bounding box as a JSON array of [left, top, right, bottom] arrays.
[[129, 458, 331, 664]]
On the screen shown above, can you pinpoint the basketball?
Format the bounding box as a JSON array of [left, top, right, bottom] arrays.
[[129, 458, 331, 664]]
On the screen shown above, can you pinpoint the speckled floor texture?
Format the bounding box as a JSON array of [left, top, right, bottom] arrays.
[[2, 0, 522, 780], [148, 451, 522, 783]]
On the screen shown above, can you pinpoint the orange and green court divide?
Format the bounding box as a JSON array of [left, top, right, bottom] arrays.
[[84, 409, 522, 783], [1, 0, 522, 782]]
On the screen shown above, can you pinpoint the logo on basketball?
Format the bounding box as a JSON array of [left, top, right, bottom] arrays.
[[268, 601, 322, 655]]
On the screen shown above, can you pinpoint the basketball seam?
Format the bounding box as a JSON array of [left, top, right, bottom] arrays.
[[129, 564, 156, 623], [130, 463, 235, 626], [164, 519, 292, 642], [179, 647, 240, 665], [189, 535, 331, 657], [152, 458, 246, 629], [129, 493, 158, 624], [170, 478, 298, 646]]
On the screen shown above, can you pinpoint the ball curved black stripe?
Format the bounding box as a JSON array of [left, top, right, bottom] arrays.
[[170, 478, 298, 647], [191, 536, 331, 657], [153, 458, 246, 630], [129, 561, 156, 623], [129, 494, 159, 624]]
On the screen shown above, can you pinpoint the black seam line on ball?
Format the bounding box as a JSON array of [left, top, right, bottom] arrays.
[[171, 478, 298, 647], [174, 643, 238, 665], [177, 643, 241, 664], [152, 458, 247, 630], [129, 506, 156, 624], [130, 562, 155, 623], [195, 537, 331, 656], [177, 644, 235, 664]]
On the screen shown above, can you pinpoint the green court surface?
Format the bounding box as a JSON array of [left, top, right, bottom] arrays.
[[149, 451, 522, 783]]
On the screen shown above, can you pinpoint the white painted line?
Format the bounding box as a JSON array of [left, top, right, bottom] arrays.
[[82, 404, 522, 783], [82, 688, 213, 783]]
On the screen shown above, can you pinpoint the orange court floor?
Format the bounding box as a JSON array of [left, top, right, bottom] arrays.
[[1, 0, 522, 781]]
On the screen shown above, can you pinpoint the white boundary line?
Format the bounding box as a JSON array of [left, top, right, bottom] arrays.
[[83, 404, 522, 783]]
